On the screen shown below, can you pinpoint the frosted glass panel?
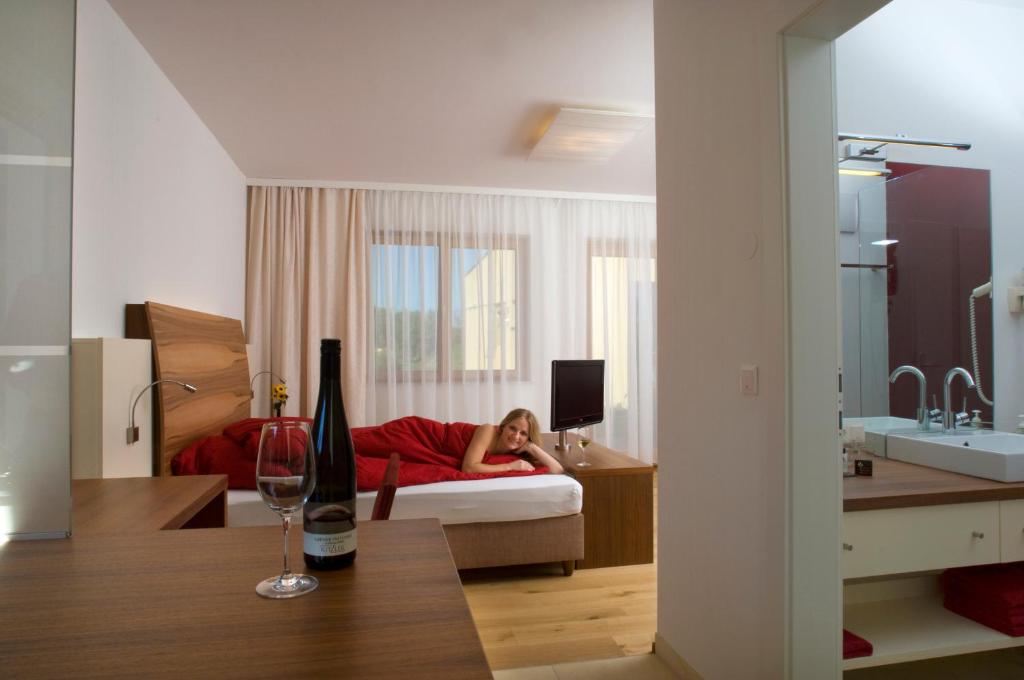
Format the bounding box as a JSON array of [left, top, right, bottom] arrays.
[[0, 354, 70, 537], [0, 1, 75, 157], [0, 166, 71, 345], [0, 0, 74, 539]]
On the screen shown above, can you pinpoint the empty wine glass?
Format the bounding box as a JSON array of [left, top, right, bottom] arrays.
[[576, 425, 593, 468], [255, 420, 318, 599]]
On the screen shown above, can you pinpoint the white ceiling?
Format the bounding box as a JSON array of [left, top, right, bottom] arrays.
[[108, 0, 656, 196]]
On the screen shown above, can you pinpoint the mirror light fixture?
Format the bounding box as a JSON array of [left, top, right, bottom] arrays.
[[127, 379, 197, 445], [530, 107, 653, 162], [250, 370, 286, 399], [838, 133, 971, 151], [871, 239, 899, 246], [838, 167, 892, 177]]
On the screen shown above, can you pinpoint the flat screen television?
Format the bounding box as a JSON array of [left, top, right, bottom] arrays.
[[550, 359, 605, 432]]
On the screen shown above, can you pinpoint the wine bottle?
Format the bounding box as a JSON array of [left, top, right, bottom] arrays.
[[303, 338, 357, 569]]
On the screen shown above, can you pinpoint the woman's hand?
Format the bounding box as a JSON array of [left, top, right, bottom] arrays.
[[506, 459, 535, 472], [522, 442, 564, 474]]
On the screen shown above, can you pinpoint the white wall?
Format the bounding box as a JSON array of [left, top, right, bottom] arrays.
[[837, 0, 1024, 431], [72, 0, 246, 338], [653, 1, 821, 677]]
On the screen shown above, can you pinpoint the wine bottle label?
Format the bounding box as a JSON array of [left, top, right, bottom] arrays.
[[304, 528, 357, 557]]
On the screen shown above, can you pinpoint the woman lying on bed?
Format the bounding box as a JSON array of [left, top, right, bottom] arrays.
[[462, 408, 564, 475]]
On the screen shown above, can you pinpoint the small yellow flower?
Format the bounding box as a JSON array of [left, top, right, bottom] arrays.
[[271, 383, 288, 404]]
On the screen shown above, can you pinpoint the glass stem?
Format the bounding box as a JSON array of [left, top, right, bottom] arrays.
[[280, 514, 292, 582]]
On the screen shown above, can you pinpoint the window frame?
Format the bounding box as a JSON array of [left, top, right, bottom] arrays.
[[371, 231, 530, 383], [586, 239, 657, 359]]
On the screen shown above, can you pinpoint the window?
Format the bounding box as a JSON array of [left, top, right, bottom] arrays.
[[372, 236, 526, 380], [588, 241, 657, 451]]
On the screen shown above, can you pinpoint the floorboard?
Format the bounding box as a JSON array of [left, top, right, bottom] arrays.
[[461, 471, 658, 670]]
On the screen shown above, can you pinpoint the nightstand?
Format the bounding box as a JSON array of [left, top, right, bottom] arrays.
[[542, 433, 654, 569]]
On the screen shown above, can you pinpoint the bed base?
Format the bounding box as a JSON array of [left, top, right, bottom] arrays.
[[442, 513, 583, 575]]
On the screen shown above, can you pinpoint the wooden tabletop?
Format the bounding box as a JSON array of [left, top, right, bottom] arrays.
[[541, 433, 652, 478], [72, 474, 227, 534], [844, 453, 1024, 512], [0, 519, 491, 680]]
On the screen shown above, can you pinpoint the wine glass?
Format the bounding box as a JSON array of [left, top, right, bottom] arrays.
[[255, 420, 319, 599], [576, 425, 593, 468]]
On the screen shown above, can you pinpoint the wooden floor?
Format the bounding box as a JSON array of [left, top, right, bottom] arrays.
[[461, 472, 658, 670]]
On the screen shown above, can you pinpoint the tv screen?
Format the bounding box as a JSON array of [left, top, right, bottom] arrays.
[[550, 360, 605, 432]]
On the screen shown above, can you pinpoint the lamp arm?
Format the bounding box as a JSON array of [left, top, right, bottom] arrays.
[[128, 379, 197, 445], [250, 370, 287, 398]]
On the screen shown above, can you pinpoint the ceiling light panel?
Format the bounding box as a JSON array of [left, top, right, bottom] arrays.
[[530, 108, 654, 162]]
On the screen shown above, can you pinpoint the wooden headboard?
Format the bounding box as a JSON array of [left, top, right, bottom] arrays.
[[142, 302, 251, 476]]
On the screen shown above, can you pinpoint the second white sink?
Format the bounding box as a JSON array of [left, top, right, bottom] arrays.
[[887, 430, 1024, 482]]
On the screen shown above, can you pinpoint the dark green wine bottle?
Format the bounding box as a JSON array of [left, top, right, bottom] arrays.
[[303, 339, 357, 569]]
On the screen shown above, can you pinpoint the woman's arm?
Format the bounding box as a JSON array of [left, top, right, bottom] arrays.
[[461, 425, 535, 473], [522, 442, 564, 474]]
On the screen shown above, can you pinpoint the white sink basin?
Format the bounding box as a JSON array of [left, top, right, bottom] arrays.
[[845, 416, 923, 456], [887, 430, 1024, 482]]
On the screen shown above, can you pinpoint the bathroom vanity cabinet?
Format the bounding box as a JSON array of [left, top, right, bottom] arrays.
[[842, 455, 1024, 670]]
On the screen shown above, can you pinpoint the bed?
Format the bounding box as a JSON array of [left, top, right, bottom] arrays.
[[136, 301, 584, 573]]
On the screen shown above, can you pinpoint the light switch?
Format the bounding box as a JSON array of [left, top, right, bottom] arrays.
[[740, 365, 758, 396]]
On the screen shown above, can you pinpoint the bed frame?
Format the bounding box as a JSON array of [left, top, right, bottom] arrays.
[[135, 301, 583, 574]]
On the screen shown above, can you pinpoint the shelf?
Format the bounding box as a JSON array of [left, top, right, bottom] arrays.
[[843, 593, 1024, 670]]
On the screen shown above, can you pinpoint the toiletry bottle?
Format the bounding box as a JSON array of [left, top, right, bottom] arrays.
[[971, 410, 982, 430]]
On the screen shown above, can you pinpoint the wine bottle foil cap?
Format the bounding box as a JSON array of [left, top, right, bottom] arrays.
[[321, 339, 341, 350]]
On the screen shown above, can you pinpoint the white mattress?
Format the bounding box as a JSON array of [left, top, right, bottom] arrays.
[[228, 474, 583, 528]]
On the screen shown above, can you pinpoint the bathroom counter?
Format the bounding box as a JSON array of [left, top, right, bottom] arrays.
[[843, 454, 1024, 670], [844, 453, 1024, 512]]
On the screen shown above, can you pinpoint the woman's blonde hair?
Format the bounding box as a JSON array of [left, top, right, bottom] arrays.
[[498, 408, 542, 445]]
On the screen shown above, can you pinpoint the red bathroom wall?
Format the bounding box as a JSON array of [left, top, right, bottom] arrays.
[[886, 162, 993, 423]]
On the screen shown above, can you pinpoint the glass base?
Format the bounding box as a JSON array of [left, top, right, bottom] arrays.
[[256, 573, 318, 599], [575, 460, 592, 467]]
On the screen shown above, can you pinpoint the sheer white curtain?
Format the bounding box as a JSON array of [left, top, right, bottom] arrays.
[[365, 190, 658, 462]]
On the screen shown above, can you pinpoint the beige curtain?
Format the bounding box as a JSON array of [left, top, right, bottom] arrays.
[[246, 186, 368, 425]]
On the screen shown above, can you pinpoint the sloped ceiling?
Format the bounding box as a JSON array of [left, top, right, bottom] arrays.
[[108, 0, 656, 195]]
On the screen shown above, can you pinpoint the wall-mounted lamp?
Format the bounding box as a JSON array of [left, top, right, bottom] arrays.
[[838, 167, 892, 177], [838, 133, 971, 151], [127, 379, 197, 445], [250, 370, 286, 399]]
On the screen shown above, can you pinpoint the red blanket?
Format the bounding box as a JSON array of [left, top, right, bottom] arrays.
[[172, 415, 547, 491]]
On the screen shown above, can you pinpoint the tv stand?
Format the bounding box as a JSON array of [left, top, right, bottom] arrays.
[[543, 434, 654, 569], [555, 430, 571, 451]]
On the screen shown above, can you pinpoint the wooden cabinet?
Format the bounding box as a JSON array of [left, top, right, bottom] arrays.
[[842, 502, 999, 579], [842, 457, 1024, 670], [999, 499, 1024, 562], [542, 434, 654, 569]]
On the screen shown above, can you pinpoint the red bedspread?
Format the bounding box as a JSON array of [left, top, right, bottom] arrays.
[[172, 415, 547, 490]]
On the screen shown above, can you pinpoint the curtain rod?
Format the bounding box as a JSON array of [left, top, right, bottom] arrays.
[[245, 177, 657, 204]]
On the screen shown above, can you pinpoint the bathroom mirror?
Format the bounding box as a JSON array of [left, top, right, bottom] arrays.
[[840, 163, 993, 425]]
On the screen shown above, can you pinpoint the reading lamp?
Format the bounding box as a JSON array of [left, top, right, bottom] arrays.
[[250, 370, 286, 399], [127, 379, 197, 445]]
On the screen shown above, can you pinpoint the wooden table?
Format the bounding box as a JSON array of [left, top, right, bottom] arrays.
[[844, 453, 1024, 511], [0, 519, 491, 679], [72, 474, 228, 534], [542, 433, 654, 569]]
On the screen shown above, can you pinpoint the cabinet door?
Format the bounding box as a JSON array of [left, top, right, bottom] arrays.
[[1000, 500, 1024, 563], [843, 503, 999, 579]]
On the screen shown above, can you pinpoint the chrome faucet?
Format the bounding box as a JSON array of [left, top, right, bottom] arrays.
[[889, 365, 930, 431], [943, 368, 976, 432]]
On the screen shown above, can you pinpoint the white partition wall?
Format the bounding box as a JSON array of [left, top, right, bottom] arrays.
[[0, 0, 76, 539]]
